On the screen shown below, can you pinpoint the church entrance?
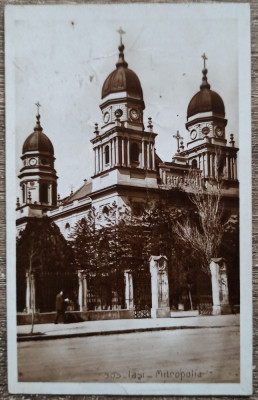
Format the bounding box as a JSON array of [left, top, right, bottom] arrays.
[[133, 269, 152, 318]]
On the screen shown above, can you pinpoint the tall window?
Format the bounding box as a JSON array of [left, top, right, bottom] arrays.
[[104, 145, 110, 164], [40, 182, 48, 203], [22, 184, 26, 203], [52, 183, 57, 206], [65, 222, 71, 239], [131, 142, 139, 162], [191, 159, 198, 169]]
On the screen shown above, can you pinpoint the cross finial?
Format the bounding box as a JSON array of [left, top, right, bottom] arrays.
[[201, 53, 208, 69], [35, 101, 41, 116], [117, 27, 125, 45], [173, 130, 183, 153]]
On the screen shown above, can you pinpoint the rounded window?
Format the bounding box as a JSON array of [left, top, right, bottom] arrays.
[[191, 159, 198, 169], [102, 206, 109, 216]]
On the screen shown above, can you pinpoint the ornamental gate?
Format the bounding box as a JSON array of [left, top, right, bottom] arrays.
[[133, 270, 152, 318], [198, 295, 213, 315]]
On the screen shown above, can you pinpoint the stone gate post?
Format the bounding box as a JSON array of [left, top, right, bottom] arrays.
[[124, 269, 134, 309], [210, 258, 231, 315], [149, 255, 170, 318], [78, 270, 87, 311], [25, 271, 36, 313]]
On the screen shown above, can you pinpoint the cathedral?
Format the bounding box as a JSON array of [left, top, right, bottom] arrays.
[[16, 34, 239, 315], [16, 36, 239, 236]]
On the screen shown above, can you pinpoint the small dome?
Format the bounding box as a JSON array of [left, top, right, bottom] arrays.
[[101, 43, 143, 100], [22, 115, 54, 155], [187, 68, 225, 119]]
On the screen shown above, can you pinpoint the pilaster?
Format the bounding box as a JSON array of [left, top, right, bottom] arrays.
[[150, 255, 170, 318]]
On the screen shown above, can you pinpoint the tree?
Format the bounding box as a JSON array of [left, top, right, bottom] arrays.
[[17, 217, 74, 332], [173, 175, 237, 274], [71, 199, 198, 310]]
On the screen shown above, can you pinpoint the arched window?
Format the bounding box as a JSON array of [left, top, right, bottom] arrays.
[[191, 159, 198, 169], [102, 206, 109, 216], [40, 182, 48, 203], [65, 222, 71, 239], [104, 145, 110, 164], [131, 143, 139, 162]]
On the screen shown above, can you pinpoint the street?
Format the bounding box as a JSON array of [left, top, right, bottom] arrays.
[[18, 325, 239, 383]]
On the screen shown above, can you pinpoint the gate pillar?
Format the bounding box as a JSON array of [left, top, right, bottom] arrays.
[[78, 270, 87, 311], [210, 258, 231, 315], [25, 271, 36, 314], [149, 255, 170, 318], [124, 270, 134, 309]]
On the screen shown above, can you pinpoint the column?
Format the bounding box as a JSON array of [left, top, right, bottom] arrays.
[[147, 142, 150, 169], [100, 146, 103, 172], [150, 256, 170, 318], [199, 154, 202, 173], [202, 153, 205, 177], [124, 270, 134, 310], [78, 270, 87, 311], [111, 139, 115, 167], [163, 170, 166, 185], [214, 153, 218, 179], [226, 154, 230, 180], [234, 156, 238, 180], [122, 138, 125, 165], [231, 157, 234, 180], [151, 143, 155, 170], [141, 139, 145, 168], [127, 137, 130, 166], [96, 147, 99, 174], [26, 271, 36, 314], [48, 183, 52, 205], [209, 259, 231, 315], [115, 137, 119, 165], [94, 148, 96, 174]]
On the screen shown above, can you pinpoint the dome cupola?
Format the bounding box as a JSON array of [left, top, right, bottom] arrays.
[[187, 55, 225, 120], [101, 33, 144, 101], [22, 113, 54, 155]]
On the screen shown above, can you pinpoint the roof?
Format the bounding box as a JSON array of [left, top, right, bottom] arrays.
[[62, 181, 93, 204], [187, 68, 225, 119], [22, 114, 54, 155], [101, 42, 143, 100]]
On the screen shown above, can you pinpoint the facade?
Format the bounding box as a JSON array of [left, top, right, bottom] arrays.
[[16, 37, 239, 314]]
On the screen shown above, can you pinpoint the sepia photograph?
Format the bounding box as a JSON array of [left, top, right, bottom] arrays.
[[5, 3, 252, 396]]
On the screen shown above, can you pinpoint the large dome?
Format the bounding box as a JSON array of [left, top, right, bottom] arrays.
[[101, 43, 143, 100], [22, 115, 54, 155], [187, 68, 225, 119]]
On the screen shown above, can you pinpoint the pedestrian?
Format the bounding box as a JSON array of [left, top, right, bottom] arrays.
[[54, 290, 66, 324]]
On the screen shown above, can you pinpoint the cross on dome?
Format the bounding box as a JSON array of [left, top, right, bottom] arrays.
[[116, 27, 128, 68], [201, 53, 208, 69], [117, 27, 126, 45], [35, 101, 41, 116]]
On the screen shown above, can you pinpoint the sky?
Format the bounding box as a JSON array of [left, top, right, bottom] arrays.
[[6, 4, 240, 198]]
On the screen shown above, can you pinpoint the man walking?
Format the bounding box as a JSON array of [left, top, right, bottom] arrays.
[[54, 290, 66, 324]]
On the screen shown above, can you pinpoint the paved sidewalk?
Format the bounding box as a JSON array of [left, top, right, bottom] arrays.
[[17, 314, 240, 341]]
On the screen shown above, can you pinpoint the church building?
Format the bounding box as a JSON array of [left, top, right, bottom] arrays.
[[16, 33, 239, 315]]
